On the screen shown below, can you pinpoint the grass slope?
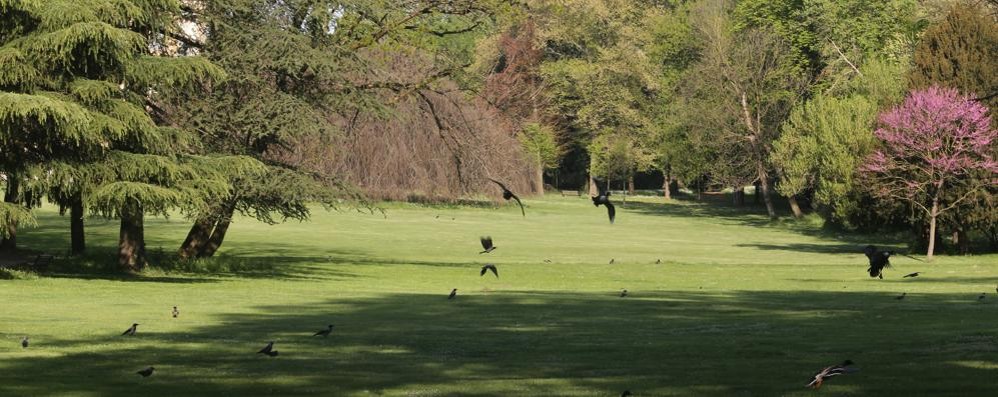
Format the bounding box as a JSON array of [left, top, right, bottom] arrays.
[[1, 196, 996, 396]]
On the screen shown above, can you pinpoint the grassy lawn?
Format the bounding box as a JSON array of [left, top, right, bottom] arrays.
[[1, 195, 996, 396]]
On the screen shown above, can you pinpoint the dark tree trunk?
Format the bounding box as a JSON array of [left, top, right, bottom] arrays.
[[118, 199, 147, 272], [733, 187, 745, 206], [178, 216, 214, 259], [627, 175, 635, 195], [197, 200, 237, 258], [788, 195, 803, 218], [1, 176, 20, 253], [757, 164, 776, 219], [753, 181, 762, 204], [70, 194, 85, 255]]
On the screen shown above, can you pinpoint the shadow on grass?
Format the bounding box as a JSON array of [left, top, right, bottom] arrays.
[[3, 290, 997, 396]]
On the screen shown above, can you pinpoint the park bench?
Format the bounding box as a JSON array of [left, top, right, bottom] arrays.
[[560, 190, 582, 197]]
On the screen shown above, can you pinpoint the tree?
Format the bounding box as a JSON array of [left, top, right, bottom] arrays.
[[860, 86, 997, 259], [518, 122, 563, 193], [0, 0, 227, 267], [909, 1, 998, 111]]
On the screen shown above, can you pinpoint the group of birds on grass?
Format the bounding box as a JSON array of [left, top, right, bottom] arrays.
[[11, 180, 993, 394]]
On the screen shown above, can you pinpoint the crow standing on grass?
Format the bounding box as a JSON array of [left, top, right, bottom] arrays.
[[896, 292, 906, 300], [592, 191, 616, 224], [480, 264, 498, 278], [172, 306, 179, 318], [480, 236, 496, 254], [979, 293, 986, 303], [258, 341, 278, 357], [806, 360, 858, 389], [122, 323, 138, 336], [21, 336, 28, 349], [488, 179, 526, 217], [313, 325, 334, 337], [620, 289, 628, 298], [136, 367, 155, 377], [448, 289, 458, 300]]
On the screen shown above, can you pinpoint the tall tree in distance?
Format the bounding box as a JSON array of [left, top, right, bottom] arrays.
[[860, 86, 996, 259]]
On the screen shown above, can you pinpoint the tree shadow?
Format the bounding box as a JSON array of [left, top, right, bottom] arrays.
[[3, 290, 997, 396]]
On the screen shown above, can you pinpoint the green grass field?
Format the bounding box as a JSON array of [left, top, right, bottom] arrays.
[[1, 195, 997, 396]]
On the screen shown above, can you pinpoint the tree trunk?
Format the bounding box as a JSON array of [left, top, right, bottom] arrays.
[[788, 195, 803, 218], [118, 199, 147, 272], [178, 216, 214, 259], [753, 181, 762, 204], [926, 195, 939, 260], [1, 176, 19, 252], [197, 200, 237, 258], [70, 194, 85, 255], [662, 166, 672, 200], [627, 175, 635, 195], [534, 160, 545, 195], [757, 163, 776, 219], [954, 228, 969, 254], [588, 173, 598, 196], [733, 187, 745, 206]]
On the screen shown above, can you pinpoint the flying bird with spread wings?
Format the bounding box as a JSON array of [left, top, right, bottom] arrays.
[[480, 263, 498, 278], [592, 191, 615, 224], [488, 179, 525, 217], [480, 236, 496, 254], [806, 360, 858, 389]]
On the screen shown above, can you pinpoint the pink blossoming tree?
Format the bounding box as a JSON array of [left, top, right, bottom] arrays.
[[861, 86, 997, 259]]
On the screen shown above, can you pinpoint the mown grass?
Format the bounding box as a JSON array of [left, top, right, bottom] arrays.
[[1, 195, 996, 396]]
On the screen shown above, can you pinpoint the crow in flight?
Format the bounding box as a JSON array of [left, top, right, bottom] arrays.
[[122, 323, 138, 336], [480, 236, 496, 254], [21, 336, 28, 349], [592, 191, 616, 224], [806, 360, 858, 389], [903, 272, 921, 278], [172, 306, 179, 318], [313, 325, 334, 337], [448, 288, 458, 300], [489, 179, 526, 217], [896, 292, 906, 300], [480, 264, 498, 278], [863, 245, 892, 279], [136, 367, 155, 377], [258, 341, 278, 357]]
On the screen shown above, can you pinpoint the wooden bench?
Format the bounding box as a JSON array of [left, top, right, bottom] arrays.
[[560, 190, 582, 197]]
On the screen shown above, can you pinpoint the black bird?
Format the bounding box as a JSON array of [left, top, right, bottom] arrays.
[[480, 263, 498, 278], [621, 391, 633, 397], [136, 367, 155, 377], [122, 323, 138, 336], [863, 245, 892, 279], [655, 259, 661, 264], [263, 350, 279, 357], [995, 285, 997, 295], [806, 360, 858, 389], [21, 336, 28, 349], [620, 289, 628, 298], [448, 288, 458, 300], [489, 179, 526, 217], [479, 236, 496, 254], [896, 292, 906, 300], [313, 325, 334, 337], [258, 341, 275, 355], [609, 258, 615, 265], [543, 259, 551, 263], [592, 191, 616, 224], [172, 306, 179, 318], [902, 272, 921, 278], [978, 293, 986, 302]]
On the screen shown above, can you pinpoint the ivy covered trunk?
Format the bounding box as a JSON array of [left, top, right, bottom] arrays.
[[1, 177, 19, 253], [118, 199, 147, 271], [70, 194, 85, 255]]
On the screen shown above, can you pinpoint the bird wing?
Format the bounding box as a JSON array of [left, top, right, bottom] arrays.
[[606, 201, 616, 224], [489, 265, 499, 277], [258, 342, 273, 353], [511, 194, 525, 217], [863, 245, 878, 259], [480, 266, 487, 276], [488, 178, 509, 192], [480, 237, 492, 250]]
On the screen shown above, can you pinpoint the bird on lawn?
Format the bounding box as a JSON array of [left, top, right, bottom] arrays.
[[592, 191, 616, 224], [136, 367, 155, 377], [978, 293, 986, 302], [122, 323, 138, 336], [903, 272, 921, 278], [896, 292, 906, 300], [258, 341, 278, 357], [995, 285, 997, 295], [480, 263, 498, 278], [609, 258, 615, 265], [21, 336, 28, 349], [863, 245, 892, 279], [655, 259, 661, 264], [621, 391, 633, 397], [620, 289, 628, 298], [313, 325, 334, 337], [448, 288, 458, 300], [805, 360, 858, 389], [479, 236, 496, 254], [172, 306, 179, 318], [488, 179, 526, 217]]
